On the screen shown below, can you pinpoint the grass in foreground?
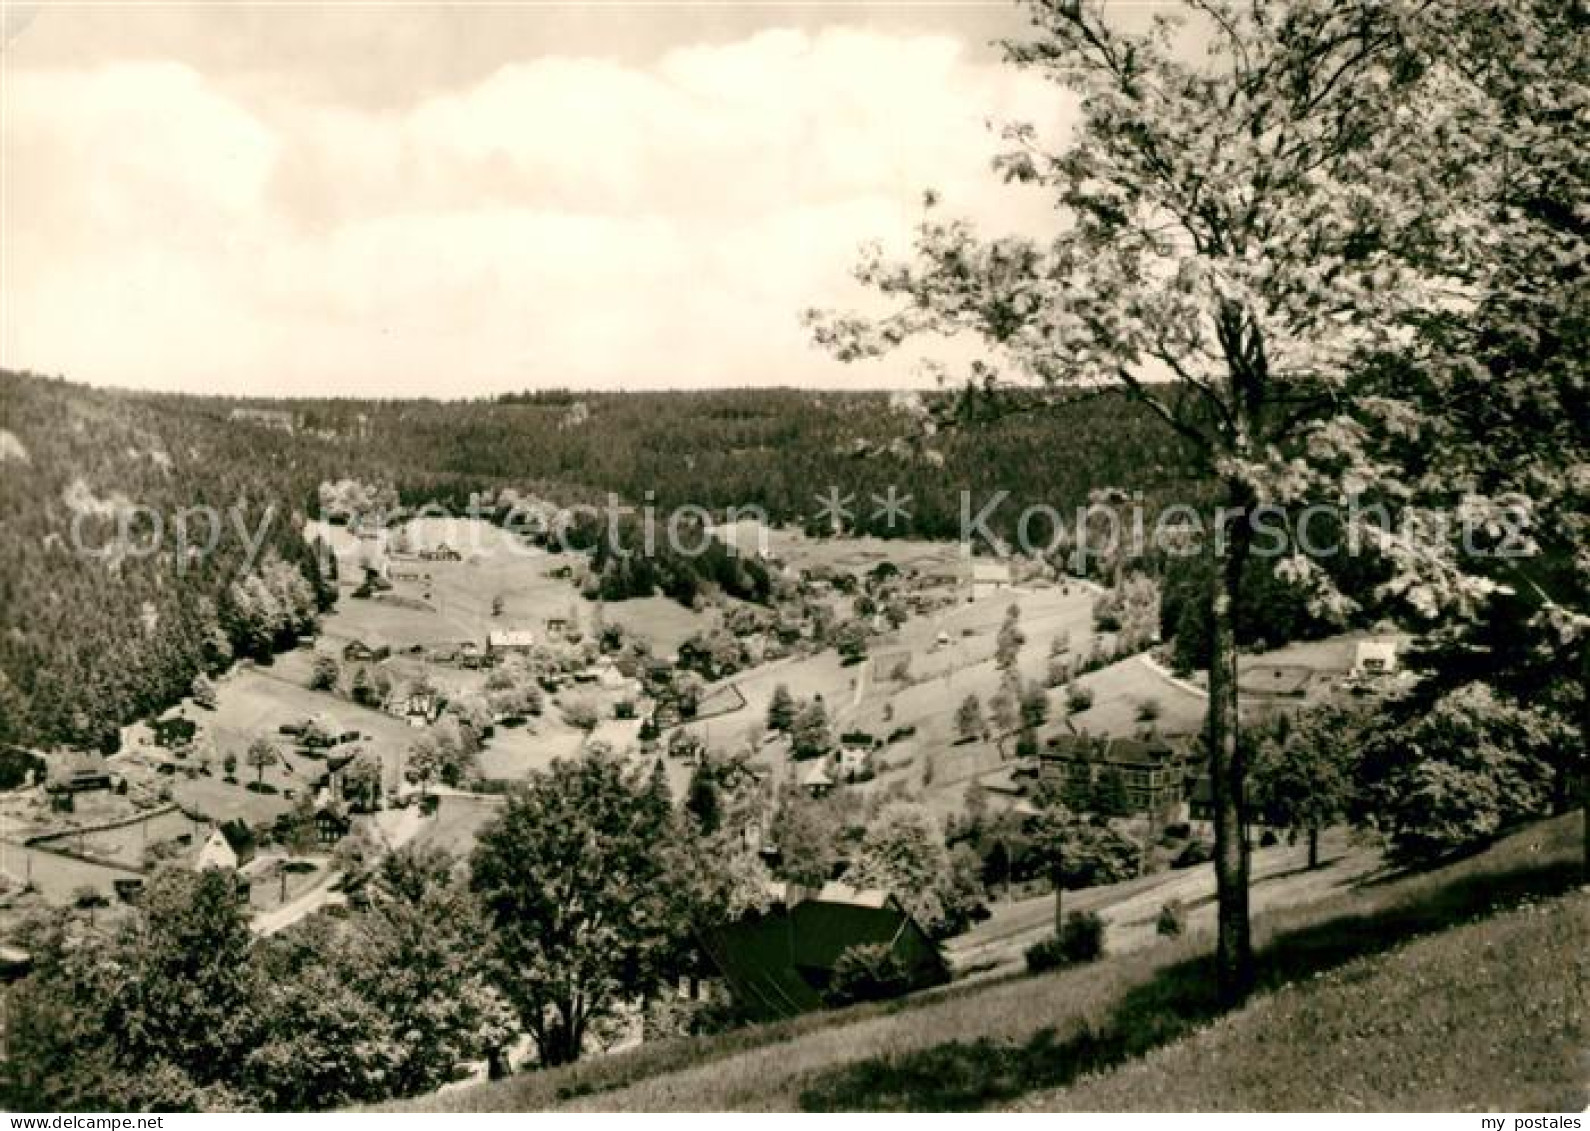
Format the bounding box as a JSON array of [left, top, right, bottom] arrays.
[[402, 813, 1585, 1112], [1027, 889, 1587, 1111]]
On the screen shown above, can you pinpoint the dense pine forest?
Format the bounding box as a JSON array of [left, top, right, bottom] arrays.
[[2, 370, 1220, 753]]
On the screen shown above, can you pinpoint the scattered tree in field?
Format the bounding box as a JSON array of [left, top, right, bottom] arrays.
[[1020, 682, 1050, 730], [1064, 683, 1093, 715], [955, 694, 987, 743], [766, 683, 796, 733], [1249, 702, 1364, 868], [471, 752, 690, 1066], [790, 698, 832, 759], [988, 683, 1020, 740], [995, 604, 1026, 670], [309, 654, 340, 693], [559, 695, 600, 733], [341, 751, 383, 813], [1135, 698, 1162, 724], [245, 738, 278, 786]]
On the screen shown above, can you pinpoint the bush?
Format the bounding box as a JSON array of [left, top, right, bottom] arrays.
[[825, 943, 912, 1006], [0, 746, 45, 790], [1172, 838, 1213, 868], [1156, 899, 1187, 938], [245, 781, 279, 795], [1160, 821, 1191, 842], [1064, 683, 1095, 714], [1259, 828, 1280, 848], [1025, 911, 1106, 973]]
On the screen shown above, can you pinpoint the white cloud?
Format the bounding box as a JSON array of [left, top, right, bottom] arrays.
[[2, 28, 1067, 396]]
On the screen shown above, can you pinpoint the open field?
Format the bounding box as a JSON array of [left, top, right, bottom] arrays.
[[0, 841, 142, 904], [710, 521, 965, 580], [476, 725, 586, 781], [391, 813, 1584, 1112], [410, 794, 508, 856], [1066, 654, 1206, 737], [31, 807, 207, 870]]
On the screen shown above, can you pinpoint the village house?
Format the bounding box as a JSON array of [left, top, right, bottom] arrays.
[[544, 615, 573, 639], [342, 639, 388, 663], [836, 745, 872, 781], [1351, 639, 1399, 679], [401, 691, 442, 727], [801, 759, 835, 796], [314, 804, 352, 847], [193, 826, 239, 871], [969, 558, 1013, 602], [417, 543, 462, 562], [487, 628, 536, 657]]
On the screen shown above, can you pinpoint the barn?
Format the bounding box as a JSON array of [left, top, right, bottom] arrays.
[[700, 882, 949, 1020]]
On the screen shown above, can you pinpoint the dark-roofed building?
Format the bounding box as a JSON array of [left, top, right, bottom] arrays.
[[700, 882, 949, 1020], [1038, 731, 1191, 814]]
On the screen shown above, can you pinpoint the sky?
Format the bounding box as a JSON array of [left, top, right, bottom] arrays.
[[0, 0, 1098, 398]]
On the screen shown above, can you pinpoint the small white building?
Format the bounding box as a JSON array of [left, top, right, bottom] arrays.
[[967, 556, 1013, 602], [1351, 640, 1399, 678], [193, 827, 238, 872], [487, 628, 536, 656], [801, 759, 835, 796]]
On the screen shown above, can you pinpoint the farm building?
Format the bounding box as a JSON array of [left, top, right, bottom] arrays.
[[801, 759, 835, 796], [544, 616, 573, 638], [837, 746, 871, 781], [342, 639, 388, 663], [314, 805, 352, 846], [1037, 732, 1191, 814], [487, 629, 536, 656], [192, 827, 239, 871], [417, 543, 462, 562], [700, 882, 949, 1020], [968, 558, 1013, 602], [1351, 640, 1399, 678]]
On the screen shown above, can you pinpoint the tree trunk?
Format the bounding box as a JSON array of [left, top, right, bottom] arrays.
[[1581, 642, 1589, 884], [1207, 498, 1253, 1006], [1051, 863, 1065, 938], [1307, 826, 1320, 870]]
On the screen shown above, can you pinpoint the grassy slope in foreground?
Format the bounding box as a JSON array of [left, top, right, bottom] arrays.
[[1029, 889, 1588, 1111], [398, 813, 1585, 1112]]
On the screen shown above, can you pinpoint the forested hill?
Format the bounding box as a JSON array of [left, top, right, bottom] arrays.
[[0, 371, 1206, 753], [0, 374, 344, 752], [321, 386, 1205, 538]]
